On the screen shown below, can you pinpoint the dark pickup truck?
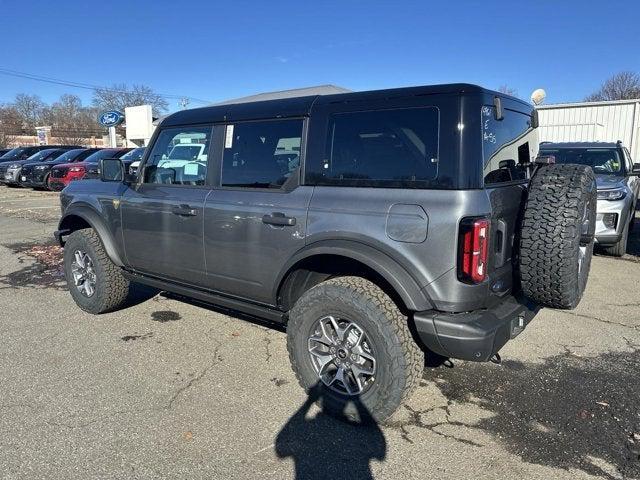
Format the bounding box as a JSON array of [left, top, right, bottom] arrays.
[[55, 84, 596, 422]]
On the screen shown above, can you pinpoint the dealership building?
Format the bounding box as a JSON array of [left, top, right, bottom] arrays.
[[537, 98, 640, 158]]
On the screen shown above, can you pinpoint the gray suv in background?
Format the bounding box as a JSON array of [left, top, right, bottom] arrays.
[[539, 142, 640, 256], [55, 84, 597, 422]]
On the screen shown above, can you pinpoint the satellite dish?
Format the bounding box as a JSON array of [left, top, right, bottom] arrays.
[[530, 88, 546, 106]]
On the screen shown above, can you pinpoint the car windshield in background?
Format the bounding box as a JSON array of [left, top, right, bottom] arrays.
[[46, 149, 84, 163], [0, 147, 25, 160], [540, 148, 623, 175], [168, 144, 203, 160], [26, 149, 58, 161], [120, 147, 145, 161], [82, 149, 121, 163]]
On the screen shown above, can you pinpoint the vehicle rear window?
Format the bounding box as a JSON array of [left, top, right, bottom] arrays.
[[539, 148, 623, 175], [482, 106, 537, 186], [308, 107, 439, 188]]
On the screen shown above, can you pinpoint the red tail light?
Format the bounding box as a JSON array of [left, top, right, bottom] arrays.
[[458, 218, 490, 284]]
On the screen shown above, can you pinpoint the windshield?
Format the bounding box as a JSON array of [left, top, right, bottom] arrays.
[[26, 149, 58, 161], [540, 148, 623, 175], [168, 144, 203, 160], [82, 149, 121, 164], [48, 149, 84, 163], [120, 147, 145, 161], [0, 147, 25, 160]]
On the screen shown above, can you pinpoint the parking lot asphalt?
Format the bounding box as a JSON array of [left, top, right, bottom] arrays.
[[0, 186, 639, 480]]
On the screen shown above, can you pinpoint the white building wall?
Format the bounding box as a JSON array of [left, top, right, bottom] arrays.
[[537, 100, 640, 160]]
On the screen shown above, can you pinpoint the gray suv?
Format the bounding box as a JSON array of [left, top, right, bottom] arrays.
[[55, 84, 597, 421], [539, 142, 640, 256]]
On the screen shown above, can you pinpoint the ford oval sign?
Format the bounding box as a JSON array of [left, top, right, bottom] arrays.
[[98, 111, 125, 127]]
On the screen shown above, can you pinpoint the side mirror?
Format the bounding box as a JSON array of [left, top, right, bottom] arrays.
[[100, 158, 124, 182], [632, 163, 640, 175]]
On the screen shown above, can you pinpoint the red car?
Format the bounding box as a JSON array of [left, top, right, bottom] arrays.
[[48, 148, 131, 191]]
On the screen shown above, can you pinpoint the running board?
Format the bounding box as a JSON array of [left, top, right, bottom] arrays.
[[122, 270, 287, 324]]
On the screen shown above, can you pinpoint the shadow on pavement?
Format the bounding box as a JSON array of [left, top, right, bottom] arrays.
[[275, 384, 386, 480], [423, 343, 640, 479]]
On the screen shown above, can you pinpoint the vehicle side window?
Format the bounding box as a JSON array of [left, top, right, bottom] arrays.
[[221, 119, 303, 189], [482, 107, 537, 186], [143, 126, 212, 186], [310, 107, 439, 188]]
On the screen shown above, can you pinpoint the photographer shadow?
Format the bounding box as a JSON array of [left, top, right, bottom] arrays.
[[275, 384, 386, 480]]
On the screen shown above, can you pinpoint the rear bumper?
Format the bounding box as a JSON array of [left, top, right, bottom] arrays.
[[413, 295, 539, 362]]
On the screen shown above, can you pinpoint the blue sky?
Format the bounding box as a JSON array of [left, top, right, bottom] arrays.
[[0, 0, 638, 112]]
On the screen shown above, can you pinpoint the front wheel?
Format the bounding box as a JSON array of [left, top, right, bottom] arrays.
[[63, 229, 132, 314], [287, 276, 423, 423], [602, 218, 629, 257]]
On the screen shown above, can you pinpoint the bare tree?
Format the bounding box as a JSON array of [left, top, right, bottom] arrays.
[[585, 72, 640, 102], [0, 105, 22, 148], [498, 85, 518, 97], [13, 93, 46, 129], [47, 94, 103, 145], [92, 83, 169, 116]]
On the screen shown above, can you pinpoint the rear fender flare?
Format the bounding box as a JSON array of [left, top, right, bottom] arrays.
[[274, 240, 432, 311]]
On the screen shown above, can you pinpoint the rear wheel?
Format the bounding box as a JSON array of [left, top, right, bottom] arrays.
[[519, 164, 597, 309], [287, 276, 423, 423], [63, 229, 131, 314]]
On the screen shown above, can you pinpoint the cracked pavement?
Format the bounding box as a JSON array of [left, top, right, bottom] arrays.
[[0, 188, 638, 480]]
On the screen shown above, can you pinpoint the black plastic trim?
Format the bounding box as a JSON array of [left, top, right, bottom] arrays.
[[413, 295, 539, 361]]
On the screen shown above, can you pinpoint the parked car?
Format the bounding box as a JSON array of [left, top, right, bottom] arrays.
[[0, 145, 82, 163], [539, 141, 640, 256], [0, 148, 78, 187], [0, 148, 10, 157], [19, 148, 101, 189], [56, 84, 596, 422], [121, 147, 147, 175], [48, 148, 131, 191], [84, 147, 143, 180]]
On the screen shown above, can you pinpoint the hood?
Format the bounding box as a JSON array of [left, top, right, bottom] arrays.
[[595, 174, 625, 190], [52, 161, 87, 170]]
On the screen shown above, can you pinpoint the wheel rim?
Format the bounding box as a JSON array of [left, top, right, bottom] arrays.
[[307, 315, 376, 396], [71, 249, 96, 297]]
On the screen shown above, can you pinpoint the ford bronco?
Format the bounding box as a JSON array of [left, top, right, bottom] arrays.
[[55, 84, 597, 421]]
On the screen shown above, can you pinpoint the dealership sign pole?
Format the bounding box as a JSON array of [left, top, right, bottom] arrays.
[[98, 111, 125, 147]]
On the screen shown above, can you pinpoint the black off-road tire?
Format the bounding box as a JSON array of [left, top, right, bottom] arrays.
[[287, 276, 424, 423], [602, 218, 629, 257], [63, 228, 131, 314], [519, 164, 597, 309]]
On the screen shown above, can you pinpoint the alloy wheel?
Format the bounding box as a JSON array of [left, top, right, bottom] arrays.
[[71, 250, 97, 297], [307, 315, 376, 396]]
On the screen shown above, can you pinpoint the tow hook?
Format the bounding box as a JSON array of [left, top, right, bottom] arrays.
[[490, 353, 502, 365]]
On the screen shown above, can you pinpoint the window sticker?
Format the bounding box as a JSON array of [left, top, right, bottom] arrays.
[[183, 163, 199, 175], [225, 125, 234, 148]]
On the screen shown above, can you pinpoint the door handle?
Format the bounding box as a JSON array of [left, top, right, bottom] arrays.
[[172, 204, 198, 217], [262, 212, 296, 226]]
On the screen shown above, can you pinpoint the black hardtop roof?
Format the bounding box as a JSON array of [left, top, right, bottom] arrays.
[[540, 141, 623, 149], [161, 83, 527, 127]]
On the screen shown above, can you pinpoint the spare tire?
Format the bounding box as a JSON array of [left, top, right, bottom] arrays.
[[519, 164, 597, 309]]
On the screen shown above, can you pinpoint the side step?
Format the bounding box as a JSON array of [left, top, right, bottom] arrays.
[[122, 270, 287, 324]]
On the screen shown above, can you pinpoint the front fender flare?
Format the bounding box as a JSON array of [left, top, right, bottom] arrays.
[[273, 239, 433, 311], [57, 205, 125, 267]]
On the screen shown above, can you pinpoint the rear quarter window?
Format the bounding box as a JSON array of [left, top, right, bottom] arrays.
[[307, 107, 441, 189]]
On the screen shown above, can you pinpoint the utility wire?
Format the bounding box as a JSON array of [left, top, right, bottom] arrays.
[[0, 67, 211, 104]]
